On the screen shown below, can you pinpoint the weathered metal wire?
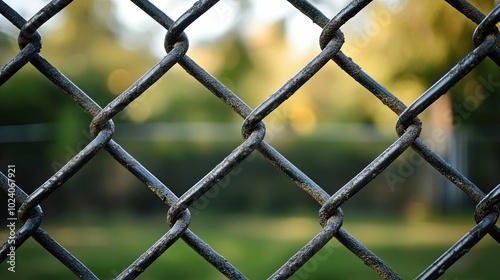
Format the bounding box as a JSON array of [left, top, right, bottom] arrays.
[[0, 0, 499, 279]]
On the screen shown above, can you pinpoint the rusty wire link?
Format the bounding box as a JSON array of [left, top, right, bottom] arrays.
[[446, 0, 500, 65], [0, 175, 42, 261], [475, 184, 500, 243], [0, 174, 98, 279], [0, 1, 41, 85], [395, 32, 498, 134], [18, 122, 115, 222], [18, 0, 72, 46], [1, 0, 499, 279], [319, 123, 422, 226], [241, 30, 344, 135]]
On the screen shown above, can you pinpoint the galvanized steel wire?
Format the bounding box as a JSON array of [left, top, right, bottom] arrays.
[[1, 0, 499, 279]]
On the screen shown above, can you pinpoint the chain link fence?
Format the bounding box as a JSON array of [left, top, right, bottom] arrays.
[[1, 0, 499, 279]]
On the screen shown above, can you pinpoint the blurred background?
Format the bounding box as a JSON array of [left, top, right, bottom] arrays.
[[0, 0, 499, 279]]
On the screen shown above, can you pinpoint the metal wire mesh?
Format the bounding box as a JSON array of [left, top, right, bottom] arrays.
[[1, 0, 499, 279]]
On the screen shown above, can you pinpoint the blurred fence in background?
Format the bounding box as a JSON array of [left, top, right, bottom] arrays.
[[1, 0, 499, 279]]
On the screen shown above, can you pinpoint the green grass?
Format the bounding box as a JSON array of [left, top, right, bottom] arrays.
[[0, 214, 498, 279]]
